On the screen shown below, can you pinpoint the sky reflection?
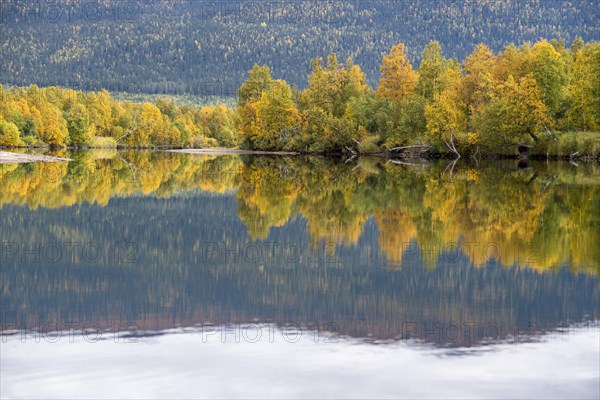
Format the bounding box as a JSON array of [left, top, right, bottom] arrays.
[[2, 324, 598, 399]]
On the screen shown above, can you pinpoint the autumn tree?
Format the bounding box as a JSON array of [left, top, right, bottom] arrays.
[[461, 44, 496, 117], [376, 43, 418, 103], [124, 103, 157, 146], [424, 66, 468, 154], [85, 90, 113, 137], [493, 43, 531, 83], [38, 104, 68, 147], [198, 105, 240, 148], [237, 65, 274, 141], [250, 80, 300, 150], [0, 38, 597, 154], [475, 74, 551, 148], [566, 41, 600, 130], [299, 54, 370, 152]]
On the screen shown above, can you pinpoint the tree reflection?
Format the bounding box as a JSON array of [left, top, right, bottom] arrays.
[[1, 151, 598, 273]]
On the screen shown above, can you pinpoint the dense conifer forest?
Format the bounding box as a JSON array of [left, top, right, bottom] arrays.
[[1, 0, 598, 93]]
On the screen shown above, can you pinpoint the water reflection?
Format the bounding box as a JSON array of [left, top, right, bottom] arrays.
[[2, 151, 598, 271], [0, 150, 599, 348]]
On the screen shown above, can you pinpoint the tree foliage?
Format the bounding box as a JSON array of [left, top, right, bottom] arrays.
[[0, 85, 238, 149], [2, 38, 599, 156], [376, 43, 418, 103]]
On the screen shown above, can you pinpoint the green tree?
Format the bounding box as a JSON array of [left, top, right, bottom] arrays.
[[67, 103, 93, 146], [528, 40, 568, 116], [416, 41, 453, 101]]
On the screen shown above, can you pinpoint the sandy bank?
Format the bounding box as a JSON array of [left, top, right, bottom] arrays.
[[0, 151, 72, 164]]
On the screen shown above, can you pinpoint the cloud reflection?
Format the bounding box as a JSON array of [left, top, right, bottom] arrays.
[[2, 324, 598, 399]]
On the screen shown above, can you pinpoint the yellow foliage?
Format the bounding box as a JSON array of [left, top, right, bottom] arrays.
[[376, 43, 418, 102]]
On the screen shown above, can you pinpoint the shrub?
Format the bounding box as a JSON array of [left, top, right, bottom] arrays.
[[358, 135, 382, 154], [92, 136, 118, 148], [189, 135, 219, 148], [0, 121, 25, 147]]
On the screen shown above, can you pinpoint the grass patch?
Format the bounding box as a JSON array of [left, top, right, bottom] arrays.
[[532, 131, 600, 158]]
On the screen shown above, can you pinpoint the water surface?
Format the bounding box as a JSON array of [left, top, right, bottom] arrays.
[[1, 151, 599, 398]]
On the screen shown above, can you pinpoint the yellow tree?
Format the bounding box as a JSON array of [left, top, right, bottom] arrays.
[[376, 43, 418, 103], [346, 59, 371, 97], [424, 66, 467, 155], [0, 120, 24, 146], [38, 104, 68, 147], [84, 90, 113, 137], [124, 103, 161, 146], [478, 74, 551, 147], [237, 64, 274, 141], [461, 44, 496, 116], [566, 42, 599, 130], [252, 80, 300, 150], [493, 43, 531, 83], [153, 114, 181, 147]]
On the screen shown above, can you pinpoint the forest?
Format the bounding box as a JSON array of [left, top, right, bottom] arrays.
[[1, 38, 599, 157], [2, 0, 598, 93]]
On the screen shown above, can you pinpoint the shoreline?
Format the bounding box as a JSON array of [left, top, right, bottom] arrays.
[[1, 148, 598, 163], [0, 151, 72, 164], [169, 148, 599, 161]]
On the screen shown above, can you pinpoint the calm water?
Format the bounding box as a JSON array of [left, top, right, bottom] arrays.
[[1, 150, 599, 398]]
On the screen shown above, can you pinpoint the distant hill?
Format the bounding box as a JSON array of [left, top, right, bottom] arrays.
[[1, 0, 598, 95]]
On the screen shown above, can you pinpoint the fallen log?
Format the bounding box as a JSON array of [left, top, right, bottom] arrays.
[[388, 144, 431, 152]]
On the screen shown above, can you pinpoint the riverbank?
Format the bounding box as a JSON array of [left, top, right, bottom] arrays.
[[0, 151, 72, 164], [170, 147, 600, 161], [2, 146, 599, 163]]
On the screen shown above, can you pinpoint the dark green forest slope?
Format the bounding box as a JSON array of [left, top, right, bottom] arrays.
[[1, 0, 598, 95]]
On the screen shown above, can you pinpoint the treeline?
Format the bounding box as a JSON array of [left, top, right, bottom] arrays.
[[0, 84, 239, 148], [1, 38, 599, 156], [2, 0, 598, 93], [236, 38, 600, 156]]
